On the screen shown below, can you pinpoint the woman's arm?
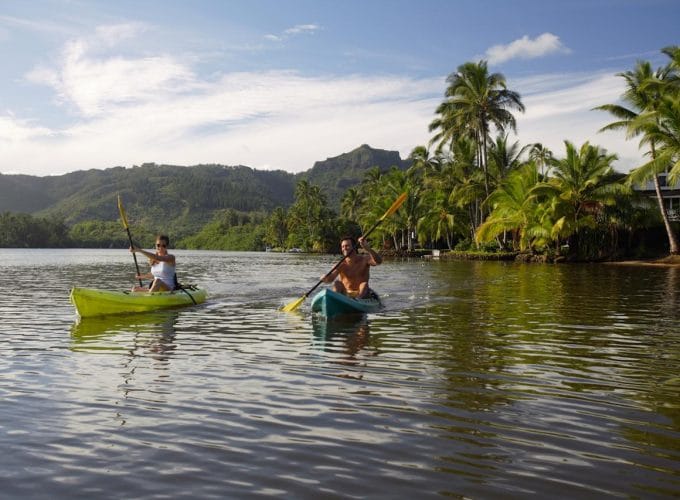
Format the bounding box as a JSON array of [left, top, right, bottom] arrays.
[[130, 246, 175, 264]]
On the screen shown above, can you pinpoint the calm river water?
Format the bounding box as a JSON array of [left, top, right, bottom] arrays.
[[0, 249, 678, 498]]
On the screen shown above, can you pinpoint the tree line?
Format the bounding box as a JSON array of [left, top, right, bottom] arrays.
[[261, 46, 680, 260]]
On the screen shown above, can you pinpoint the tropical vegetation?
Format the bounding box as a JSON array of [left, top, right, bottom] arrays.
[[1, 47, 679, 261]]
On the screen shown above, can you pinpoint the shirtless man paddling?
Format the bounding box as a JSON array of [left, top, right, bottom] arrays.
[[321, 236, 382, 299]]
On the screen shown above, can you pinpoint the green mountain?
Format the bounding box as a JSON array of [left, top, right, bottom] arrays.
[[0, 144, 410, 235], [300, 144, 411, 208]]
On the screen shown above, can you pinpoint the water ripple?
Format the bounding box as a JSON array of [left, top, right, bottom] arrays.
[[0, 251, 679, 498]]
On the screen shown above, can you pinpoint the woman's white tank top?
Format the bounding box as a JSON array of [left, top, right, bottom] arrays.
[[151, 261, 176, 289]]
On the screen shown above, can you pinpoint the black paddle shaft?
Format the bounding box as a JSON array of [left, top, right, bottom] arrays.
[[125, 227, 143, 286]]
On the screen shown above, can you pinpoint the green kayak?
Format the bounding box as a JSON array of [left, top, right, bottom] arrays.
[[70, 287, 207, 318], [311, 289, 381, 318]]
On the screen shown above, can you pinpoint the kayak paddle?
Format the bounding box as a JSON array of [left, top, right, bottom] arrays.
[[281, 192, 407, 312], [117, 194, 143, 287]]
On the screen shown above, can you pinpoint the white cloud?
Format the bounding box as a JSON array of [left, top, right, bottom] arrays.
[[1, 28, 645, 177], [0, 113, 53, 142], [486, 33, 571, 64], [94, 22, 149, 47], [284, 24, 320, 36], [26, 33, 196, 117], [265, 23, 321, 43], [4, 30, 440, 175]]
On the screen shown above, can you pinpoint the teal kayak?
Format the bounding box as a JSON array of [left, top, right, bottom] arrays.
[[311, 289, 382, 318]]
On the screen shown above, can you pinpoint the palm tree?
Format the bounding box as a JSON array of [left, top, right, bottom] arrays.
[[340, 187, 363, 230], [382, 168, 424, 252], [264, 207, 288, 248], [595, 58, 679, 254], [429, 60, 525, 197], [629, 94, 680, 186], [476, 163, 542, 251], [409, 147, 466, 249], [487, 134, 530, 186], [408, 145, 442, 176], [287, 180, 333, 251], [541, 141, 623, 256], [447, 136, 486, 241], [528, 143, 554, 178], [417, 187, 462, 249], [361, 167, 382, 196], [662, 45, 680, 73]]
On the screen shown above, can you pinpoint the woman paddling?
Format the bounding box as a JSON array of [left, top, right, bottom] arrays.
[[129, 234, 177, 292]]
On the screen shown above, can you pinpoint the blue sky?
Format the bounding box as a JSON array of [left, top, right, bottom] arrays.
[[1, 0, 678, 176]]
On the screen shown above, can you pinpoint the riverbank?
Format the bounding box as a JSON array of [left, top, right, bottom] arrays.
[[421, 250, 518, 261], [415, 249, 680, 266], [604, 255, 680, 267]]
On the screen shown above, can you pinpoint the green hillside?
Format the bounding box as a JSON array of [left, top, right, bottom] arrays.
[[0, 145, 409, 240], [39, 163, 296, 229]]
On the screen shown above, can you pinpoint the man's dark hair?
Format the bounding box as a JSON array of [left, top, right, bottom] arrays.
[[340, 235, 357, 249]]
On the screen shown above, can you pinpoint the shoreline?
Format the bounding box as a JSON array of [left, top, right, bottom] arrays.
[[603, 256, 680, 268], [413, 250, 680, 267]]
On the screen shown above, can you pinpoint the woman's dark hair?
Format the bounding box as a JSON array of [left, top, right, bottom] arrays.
[[157, 234, 170, 246]]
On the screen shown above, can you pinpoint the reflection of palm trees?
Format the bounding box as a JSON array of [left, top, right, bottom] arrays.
[[621, 265, 680, 452], [661, 265, 679, 316]]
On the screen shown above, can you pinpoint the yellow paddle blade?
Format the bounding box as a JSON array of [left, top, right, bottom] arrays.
[[280, 295, 306, 312], [117, 194, 129, 229], [381, 192, 407, 220]]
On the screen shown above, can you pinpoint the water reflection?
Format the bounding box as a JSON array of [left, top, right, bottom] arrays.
[[2, 250, 679, 498], [663, 265, 679, 315], [71, 310, 179, 362], [311, 314, 375, 377]]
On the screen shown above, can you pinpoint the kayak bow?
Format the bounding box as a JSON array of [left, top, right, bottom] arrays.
[[311, 289, 381, 318], [70, 287, 207, 318]]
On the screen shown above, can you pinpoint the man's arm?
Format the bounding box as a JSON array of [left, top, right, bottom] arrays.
[[358, 237, 382, 265], [321, 264, 342, 282]]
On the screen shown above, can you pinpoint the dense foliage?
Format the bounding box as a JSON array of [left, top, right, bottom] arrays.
[[2, 48, 679, 259], [0, 212, 71, 248], [180, 209, 267, 251]]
